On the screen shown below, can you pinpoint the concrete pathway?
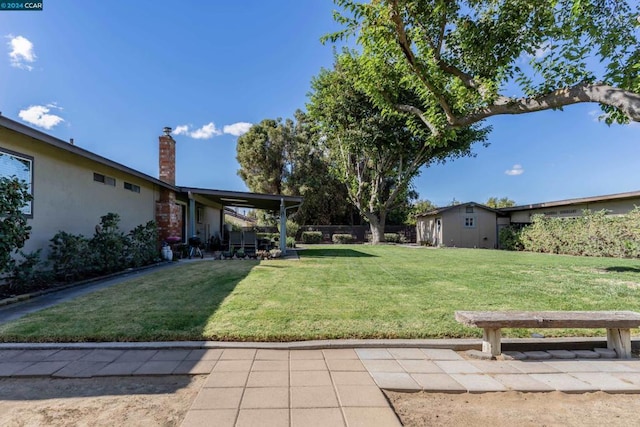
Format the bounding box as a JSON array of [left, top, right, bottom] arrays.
[[1, 344, 640, 426]]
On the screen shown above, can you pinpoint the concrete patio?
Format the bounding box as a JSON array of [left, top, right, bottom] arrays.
[[1, 344, 640, 426]]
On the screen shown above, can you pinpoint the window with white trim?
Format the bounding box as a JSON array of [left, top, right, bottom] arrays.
[[0, 148, 33, 215], [464, 216, 475, 228]]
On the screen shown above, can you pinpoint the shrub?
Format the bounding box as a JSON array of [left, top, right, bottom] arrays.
[[301, 231, 322, 244], [7, 250, 52, 294], [498, 226, 524, 251], [90, 213, 128, 274], [128, 221, 159, 267], [286, 236, 296, 248], [517, 208, 640, 258], [383, 233, 405, 243], [277, 219, 300, 239], [332, 234, 356, 244], [0, 177, 33, 275], [49, 231, 92, 281], [49, 214, 161, 283]]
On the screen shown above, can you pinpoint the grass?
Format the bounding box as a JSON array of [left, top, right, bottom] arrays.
[[1, 245, 639, 342]]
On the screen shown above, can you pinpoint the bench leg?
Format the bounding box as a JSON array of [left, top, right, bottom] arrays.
[[607, 328, 632, 359], [482, 328, 502, 357]]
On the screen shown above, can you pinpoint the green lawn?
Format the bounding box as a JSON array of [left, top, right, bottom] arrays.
[[1, 245, 639, 342]]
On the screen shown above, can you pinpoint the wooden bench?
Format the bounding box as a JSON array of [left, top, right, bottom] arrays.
[[455, 311, 640, 359]]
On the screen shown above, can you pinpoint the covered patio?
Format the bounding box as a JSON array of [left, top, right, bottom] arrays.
[[179, 187, 303, 254]]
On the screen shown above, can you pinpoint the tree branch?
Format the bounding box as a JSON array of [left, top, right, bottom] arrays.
[[454, 83, 640, 127], [396, 104, 440, 135], [388, 0, 456, 123]]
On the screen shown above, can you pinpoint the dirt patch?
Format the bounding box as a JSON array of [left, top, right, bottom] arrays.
[[386, 390, 640, 427], [0, 375, 204, 426]]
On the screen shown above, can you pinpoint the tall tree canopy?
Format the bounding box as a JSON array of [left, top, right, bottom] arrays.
[[308, 53, 486, 243], [236, 111, 355, 225], [327, 0, 640, 140]]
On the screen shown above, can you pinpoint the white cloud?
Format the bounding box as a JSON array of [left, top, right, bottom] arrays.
[[505, 164, 524, 176], [18, 105, 64, 129], [6, 35, 36, 70], [223, 122, 252, 136], [190, 122, 222, 139], [173, 124, 190, 135], [173, 121, 251, 139]]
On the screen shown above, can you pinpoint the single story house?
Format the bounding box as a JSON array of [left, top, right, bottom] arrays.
[[416, 203, 507, 249], [416, 191, 640, 249], [0, 115, 302, 255]]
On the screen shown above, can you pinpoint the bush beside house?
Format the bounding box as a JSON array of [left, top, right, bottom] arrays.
[[2, 212, 160, 297], [500, 208, 640, 258]]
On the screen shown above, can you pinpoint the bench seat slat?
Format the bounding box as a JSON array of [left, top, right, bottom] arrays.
[[455, 311, 640, 329]]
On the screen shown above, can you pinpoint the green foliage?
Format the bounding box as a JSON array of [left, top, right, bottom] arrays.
[[49, 214, 160, 282], [486, 197, 516, 209], [301, 231, 323, 244], [332, 234, 356, 244], [406, 199, 438, 225], [7, 250, 52, 294], [327, 0, 640, 138], [236, 111, 353, 225], [128, 221, 159, 267], [90, 213, 128, 275], [518, 208, 640, 257], [278, 219, 300, 239], [0, 177, 33, 274], [498, 226, 524, 251], [383, 233, 405, 244], [308, 52, 486, 244], [49, 231, 91, 281]]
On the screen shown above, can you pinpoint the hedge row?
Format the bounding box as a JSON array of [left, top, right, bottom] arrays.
[[500, 208, 640, 258]]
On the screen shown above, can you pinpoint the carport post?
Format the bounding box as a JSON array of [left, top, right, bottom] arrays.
[[189, 194, 196, 238], [279, 198, 287, 254]]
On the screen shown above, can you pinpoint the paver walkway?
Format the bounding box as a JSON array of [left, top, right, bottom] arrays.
[[1, 344, 640, 426]]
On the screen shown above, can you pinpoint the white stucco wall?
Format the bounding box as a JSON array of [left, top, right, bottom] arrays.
[[1, 128, 159, 256]]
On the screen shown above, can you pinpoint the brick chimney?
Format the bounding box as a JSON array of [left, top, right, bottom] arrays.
[[159, 126, 176, 185], [156, 127, 182, 241]]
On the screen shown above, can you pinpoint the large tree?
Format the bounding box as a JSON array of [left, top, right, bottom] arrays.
[[327, 0, 640, 140], [308, 53, 486, 243], [236, 111, 355, 225]]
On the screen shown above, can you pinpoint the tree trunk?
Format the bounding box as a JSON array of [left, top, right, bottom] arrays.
[[366, 212, 386, 244]]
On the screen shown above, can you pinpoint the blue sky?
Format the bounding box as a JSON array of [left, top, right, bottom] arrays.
[[1, 1, 638, 209]]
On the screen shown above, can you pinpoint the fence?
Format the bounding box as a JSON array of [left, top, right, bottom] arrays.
[[255, 225, 416, 243]]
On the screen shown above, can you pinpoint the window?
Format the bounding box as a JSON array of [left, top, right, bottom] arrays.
[[0, 148, 33, 215], [93, 172, 115, 186], [466, 206, 474, 213], [464, 216, 475, 228], [124, 182, 140, 193], [196, 207, 204, 224]]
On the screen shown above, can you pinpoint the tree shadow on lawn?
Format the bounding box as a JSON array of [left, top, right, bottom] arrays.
[[605, 266, 640, 273], [300, 248, 378, 258]]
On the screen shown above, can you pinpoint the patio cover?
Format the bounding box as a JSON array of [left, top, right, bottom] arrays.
[[179, 187, 303, 253], [180, 187, 303, 211]]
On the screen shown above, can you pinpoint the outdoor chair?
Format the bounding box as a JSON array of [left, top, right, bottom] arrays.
[[243, 231, 258, 256], [229, 231, 243, 254]]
